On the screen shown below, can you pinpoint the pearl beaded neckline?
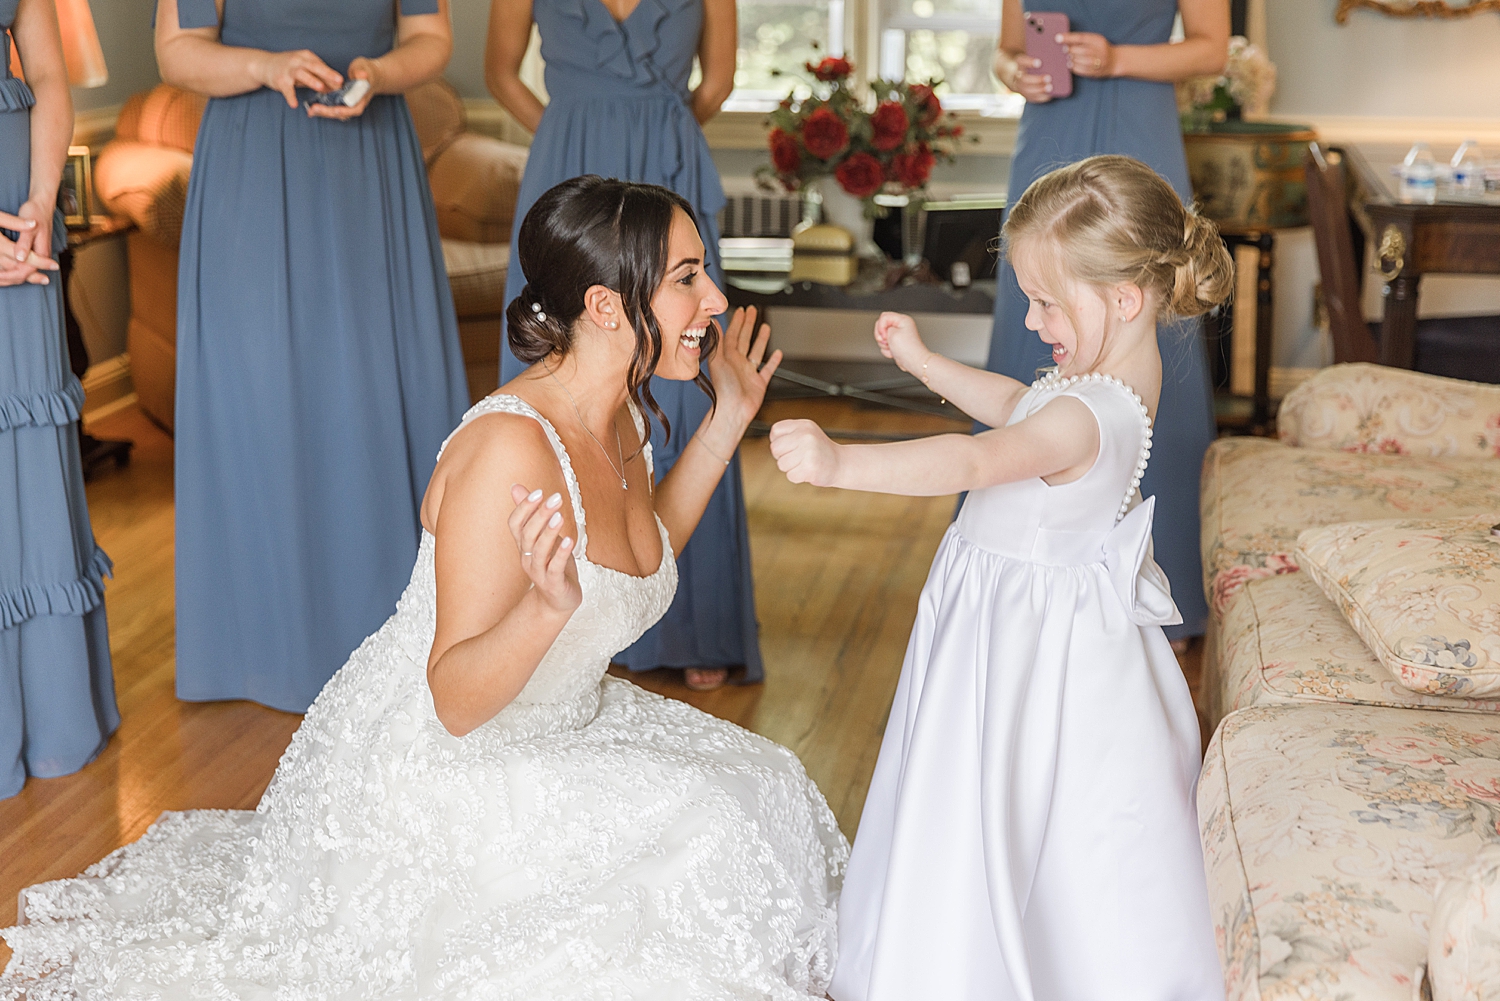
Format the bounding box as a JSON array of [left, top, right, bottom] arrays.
[[1029, 370, 1154, 522]]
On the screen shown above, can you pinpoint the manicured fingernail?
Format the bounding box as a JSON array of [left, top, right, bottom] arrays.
[[528, 488, 543, 502], [1044, 75, 1052, 82], [1055, 33, 1063, 42], [548, 511, 562, 528], [546, 493, 562, 508], [561, 537, 573, 549]]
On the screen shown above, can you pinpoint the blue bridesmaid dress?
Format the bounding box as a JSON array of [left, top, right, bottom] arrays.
[[171, 0, 470, 712], [500, 0, 763, 681], [988, 0, 1215, 639], [0, 4, 118, 799]]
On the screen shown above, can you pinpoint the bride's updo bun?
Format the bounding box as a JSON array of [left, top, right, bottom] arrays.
[[506, 175, 713, 439], [1002, 154, 1233, 323]]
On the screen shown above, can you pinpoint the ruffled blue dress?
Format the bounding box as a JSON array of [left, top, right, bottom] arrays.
[[171, 0, 470, 712], [0, 4, 117, 800], [500, 0, 762, 681], [986, 0, 1215, 639]]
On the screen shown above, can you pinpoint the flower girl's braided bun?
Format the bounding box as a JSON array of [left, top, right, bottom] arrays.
[[1002, 154, 1233, 322]]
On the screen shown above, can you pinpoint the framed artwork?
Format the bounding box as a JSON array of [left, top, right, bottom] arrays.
[[59, 145, 92, 230], [1337, 0, 1500, 23]]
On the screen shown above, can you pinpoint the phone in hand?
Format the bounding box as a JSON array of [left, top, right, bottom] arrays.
[[303, 78, 371, 111], [1022, 10, 1073, 99]]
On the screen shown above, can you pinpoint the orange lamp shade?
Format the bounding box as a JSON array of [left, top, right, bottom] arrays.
[[55, 0, 107, 88]]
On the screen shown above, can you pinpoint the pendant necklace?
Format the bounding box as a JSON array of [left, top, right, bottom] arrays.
[[547, 367, 629, 490]]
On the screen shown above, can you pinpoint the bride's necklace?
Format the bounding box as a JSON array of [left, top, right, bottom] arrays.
[[547, 367, 629, 490]]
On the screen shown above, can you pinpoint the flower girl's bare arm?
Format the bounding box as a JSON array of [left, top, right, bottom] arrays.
[[872, 312, 1030, 428], [770, 395, 1099, 497]]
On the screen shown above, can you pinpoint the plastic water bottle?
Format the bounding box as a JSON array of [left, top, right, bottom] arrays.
[[1452, 140, 1486, 197], [1401, 142, 1437, 204]]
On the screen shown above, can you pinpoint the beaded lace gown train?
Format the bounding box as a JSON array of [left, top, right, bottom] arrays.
[[1, 395, 848, 1001]]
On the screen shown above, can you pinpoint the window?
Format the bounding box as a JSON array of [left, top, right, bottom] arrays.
[[725, 0, 844, 111], [878, 0, 1014, 112], [726, 1, 1018, 116]]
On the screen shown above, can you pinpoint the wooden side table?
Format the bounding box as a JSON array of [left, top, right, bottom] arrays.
[[63, 216, 135, 478], [1343, 144, 1500, 370]]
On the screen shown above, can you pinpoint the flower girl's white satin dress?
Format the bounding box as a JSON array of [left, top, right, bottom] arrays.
[[1, 395, 848, 1001], [831, 373, 1223, 1001]]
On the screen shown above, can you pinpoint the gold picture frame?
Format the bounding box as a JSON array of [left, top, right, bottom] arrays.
[[1337, 0, 1500, 23], [59, 145, 92, 230]]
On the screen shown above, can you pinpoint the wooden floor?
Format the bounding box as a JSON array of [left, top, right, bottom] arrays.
[[0, 396, 1203, 969]]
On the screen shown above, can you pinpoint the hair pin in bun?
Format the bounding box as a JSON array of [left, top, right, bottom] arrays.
[[531, 300, 546, 322]]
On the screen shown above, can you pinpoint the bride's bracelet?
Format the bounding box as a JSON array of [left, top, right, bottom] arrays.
[[695, 433, 733, 466], [919, 352, 946, 405]]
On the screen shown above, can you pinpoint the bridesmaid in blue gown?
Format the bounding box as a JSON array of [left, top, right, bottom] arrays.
[[157, 0, 470, 712], [0, 0, 117, 799], [487, 0, 757, 690], [990, 0, 1228, 640]]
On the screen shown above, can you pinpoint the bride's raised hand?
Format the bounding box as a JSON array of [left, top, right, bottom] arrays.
[[508, 485, 582, 614], [707, 306, 782, 432]]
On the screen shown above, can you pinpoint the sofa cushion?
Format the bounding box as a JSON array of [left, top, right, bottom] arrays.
[[441, 239, 509, 318], [1427, 844, 1500, 1000], [93, 142, 194, 247], [135, 85, 207, 153], [1201, 437, 1500, 618], [1279, 363, 1500, 459], [1299, 515, 1500, 699], [1200, 704, 1500, 1001], [1211, 571, 1500, 729], [428, 133, 528, 244]]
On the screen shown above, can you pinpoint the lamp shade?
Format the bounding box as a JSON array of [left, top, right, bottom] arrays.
[[55, 0, 106, 88]]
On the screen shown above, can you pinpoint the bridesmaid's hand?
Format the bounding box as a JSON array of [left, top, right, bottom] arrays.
[[769, 419, 841, 488], [1060, 32, 1116, 78], [507, 485, 582, 615], [11, 197, 56, 265], [252, 48, 344, 109], [0, 209, 58, 285], [307, 57, 380, 121], [706, 306, 782, 435], [998, 53, 1052, 103]]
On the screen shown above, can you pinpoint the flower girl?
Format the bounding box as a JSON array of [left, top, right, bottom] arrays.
[[771, 155, 1231, 1001]]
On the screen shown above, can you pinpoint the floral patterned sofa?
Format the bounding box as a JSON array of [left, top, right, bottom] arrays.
[[1197, 364, 1500, 1001]]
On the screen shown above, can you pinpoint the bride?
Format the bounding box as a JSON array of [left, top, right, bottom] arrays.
[[1, 176, 848, 1000]]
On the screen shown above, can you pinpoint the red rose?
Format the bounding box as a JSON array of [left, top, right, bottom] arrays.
[[909, 83, 942, 126], [890, 143, 935, 189], [835, 151, 884, 199], [807, 56, 853, 82], [801, 107, 850, 160], [769, 128, 801, 175], [870, 101, 909, 152]]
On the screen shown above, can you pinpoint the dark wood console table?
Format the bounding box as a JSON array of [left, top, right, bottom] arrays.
[[1345, 144, 1500, 370], [724, 269, 995, 418]]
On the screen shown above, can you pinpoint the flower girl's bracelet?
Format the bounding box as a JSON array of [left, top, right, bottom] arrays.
[[919, 352, 946, 405], [695, 434, 733, 466]]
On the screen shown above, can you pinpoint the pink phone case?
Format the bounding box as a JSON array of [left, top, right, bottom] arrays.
[[1022, 10, 1073, 99]]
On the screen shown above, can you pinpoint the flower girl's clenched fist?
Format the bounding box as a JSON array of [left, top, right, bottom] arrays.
[[873, 311, 928, 373], [769, 419, 841, 487]]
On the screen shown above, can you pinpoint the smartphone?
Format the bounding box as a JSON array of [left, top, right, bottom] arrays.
[[303, 78, 371, 110], [1022, 10, 1073, 99]]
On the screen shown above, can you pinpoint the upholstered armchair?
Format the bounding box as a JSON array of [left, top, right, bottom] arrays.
[[94, 80, 525, 429]]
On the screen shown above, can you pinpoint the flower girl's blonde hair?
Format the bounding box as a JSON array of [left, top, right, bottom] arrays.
[[1001, 155, 1234, 323]]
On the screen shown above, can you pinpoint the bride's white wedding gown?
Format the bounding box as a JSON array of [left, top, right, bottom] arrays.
[[2, 395, 848, 1001]]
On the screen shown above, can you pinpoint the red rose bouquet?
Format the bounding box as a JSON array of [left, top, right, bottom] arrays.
[[756, 57, 969, 215]]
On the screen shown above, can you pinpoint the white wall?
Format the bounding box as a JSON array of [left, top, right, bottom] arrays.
[[1265, 2, 1500, 369], [78, 0, 161, 113]]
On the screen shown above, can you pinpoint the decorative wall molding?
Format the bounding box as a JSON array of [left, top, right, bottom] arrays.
[[1297, 113, 1500, 147], [1336, 0, 1500, 24]]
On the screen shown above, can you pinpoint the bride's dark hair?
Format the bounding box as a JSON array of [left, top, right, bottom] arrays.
[[507, 175, 719, 441]]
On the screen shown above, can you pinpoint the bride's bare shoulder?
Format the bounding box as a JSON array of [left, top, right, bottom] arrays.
[[420, 398, 566, 535]]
